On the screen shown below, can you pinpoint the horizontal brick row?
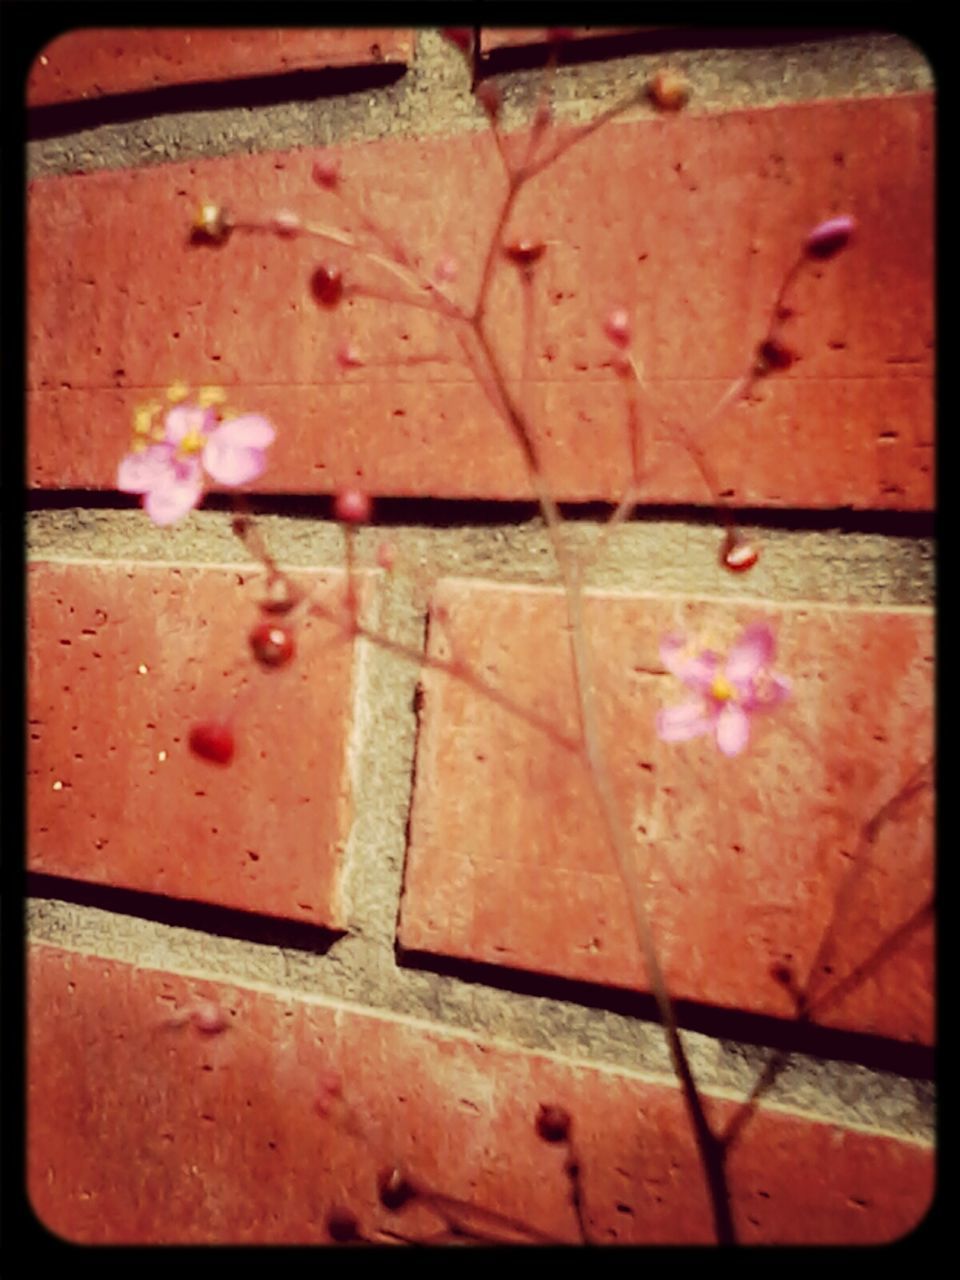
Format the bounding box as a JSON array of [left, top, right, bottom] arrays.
[[28, 944, 933, 1244], [27, 560, 375, 929], [27, 94, 933, 508], [399, 580, 934, 1044], [27, 29, 413, 107]]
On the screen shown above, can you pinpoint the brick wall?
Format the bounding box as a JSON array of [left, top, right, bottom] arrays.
[[26, 28, 935, 1245]]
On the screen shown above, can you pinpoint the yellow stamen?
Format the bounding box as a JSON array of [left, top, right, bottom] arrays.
[[179, 429, 206, 455], [711, 674, 735, 702], [166, 381, 190, 403], [198, 386, 227, 408]]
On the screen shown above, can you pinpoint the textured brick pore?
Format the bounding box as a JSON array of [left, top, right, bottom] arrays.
[[28, 945, 933, 1244], [400, 582, 934, 1043], [27, 560, 377, 927]]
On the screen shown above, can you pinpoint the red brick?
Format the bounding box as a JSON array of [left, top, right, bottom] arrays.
[[399, 581, 934, 1043], [27, 94, 933, 509], [27, 29, 413, 107], [27, 561, 374, 928], [480, 29, 655, 52], [27, 944, 933, 1244]]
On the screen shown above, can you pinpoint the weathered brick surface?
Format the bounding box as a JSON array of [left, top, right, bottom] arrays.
[[27, 29, 413, 107], [399, 581, 934, 1044], [27, 94, 933, 508], [28, 944, 933, 1244], [27, 561, 375, 928]]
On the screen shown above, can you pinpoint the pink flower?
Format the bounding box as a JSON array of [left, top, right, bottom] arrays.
[[656, 622, 790, 757], [117, 392, 275, 526]]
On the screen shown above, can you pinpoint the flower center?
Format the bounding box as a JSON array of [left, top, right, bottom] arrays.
[[710, 673, 736, 702], [178, 428, 206, 456]]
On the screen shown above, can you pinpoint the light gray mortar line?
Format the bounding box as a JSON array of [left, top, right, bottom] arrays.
[[335, 564, 425, 942], [26, 31, 931, 180], [26, 904, 934, 1146], [26, 512, 934, 607]]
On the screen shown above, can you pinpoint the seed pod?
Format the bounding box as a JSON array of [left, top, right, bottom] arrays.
[[310, 264, 344, 307], [249, 621, 296, 668], [189, 721, 235, 765], [326, 1209, 362, 1242], [311, 157, 341, 189], [505, 239, 547, 269], [805, 215, 856, 260], [648, 69, 689, 111], [193, 203, 231, 245], [377, 1166, 416, 1212], [721, 535, 760, 573], [754, 337, 796, 376], [334, 489, 373, 524], [536, 1103, 572, 1143]]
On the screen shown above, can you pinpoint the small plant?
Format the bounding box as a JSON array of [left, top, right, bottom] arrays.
[[115, 30, 928, 1245]]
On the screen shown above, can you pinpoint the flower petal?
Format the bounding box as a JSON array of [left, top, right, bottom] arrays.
[[212, 414, 276, 449], [164, 403, 215, 445], [715, 703, 751, 756], [202, 441, 266, 487], [143, 466, 204, 526], [660, 633, 719, 691], [656, 700, 713, 742], [117, 445, 173, 494], [725, 623, 775, 685]]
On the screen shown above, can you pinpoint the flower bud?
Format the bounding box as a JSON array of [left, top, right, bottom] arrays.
[[804, 215, 856, 260], [334, 489, 373, 524], [648, 69, 689, 112], [604, 307, 632, 348]]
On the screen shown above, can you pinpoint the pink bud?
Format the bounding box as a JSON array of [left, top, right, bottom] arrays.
[[311, 157, 340, 189], [805, 215, 856, 260], [334, 489, 373, 524], [191, 1001, 229, 1034], [434, 255, 459, 284], [272, 210, 301, 236], [336, 342, 364, 370], [604, 307, 632, 348]]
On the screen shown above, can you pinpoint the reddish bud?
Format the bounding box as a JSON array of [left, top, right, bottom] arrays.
[[378, 1167, 417, 1212], [475, 81, 502, 121], [189, 721, 235, 765], [336, 342, 364, 370], [805, 215, 856, 260], [249, 621, 296, 668], [604, 307, 632, 348], [191, 202, 231, 246], [191, 1001, 229, 1034], [648, 69, 689, 111], [334, 488, 373, 524], [310, 264, 344, 307], [272, 209, 301, 236], [442, 27, 472, 54], [720, 533, 760, 573], [547, 27, 575, 42], [504, 239, 547, 269], [433, 254, 459, 284], [755, 337, 796, 375], [326, 1209, 362, 1242], [536, 1103, 572, 1143], [311, 157, 341, 189]]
